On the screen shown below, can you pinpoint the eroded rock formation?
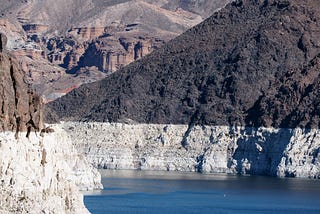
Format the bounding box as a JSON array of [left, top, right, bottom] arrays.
[[0, 33, 102, 213], [0, 0, 230, 100], [0, 131, 91, 214], [76, 36, 163, 73], [60, 122, 320, 179], [0, 33, 43, 135]]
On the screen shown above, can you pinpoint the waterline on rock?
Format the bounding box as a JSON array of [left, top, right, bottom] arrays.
[[55, 122, 320, 178]]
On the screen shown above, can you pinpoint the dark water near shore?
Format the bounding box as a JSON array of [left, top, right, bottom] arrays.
[[84, 170, 320, 214]]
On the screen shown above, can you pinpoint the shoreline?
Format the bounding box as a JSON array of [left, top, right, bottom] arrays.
[[53, 121, 320, 179]]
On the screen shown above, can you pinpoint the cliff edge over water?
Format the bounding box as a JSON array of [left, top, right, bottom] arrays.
[[0, 132, 89, 214], [0, 33, 101, 213], [60, 122, 320, 179]]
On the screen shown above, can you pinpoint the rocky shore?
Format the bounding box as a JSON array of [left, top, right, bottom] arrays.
[[60, 122, 320, 179]]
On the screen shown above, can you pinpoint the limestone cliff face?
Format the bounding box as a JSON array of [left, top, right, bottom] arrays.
[[0, 132, 90, 214], [0, 33, 43, 134], [61, 122, 320, 179], [51, 125, 103, 191]]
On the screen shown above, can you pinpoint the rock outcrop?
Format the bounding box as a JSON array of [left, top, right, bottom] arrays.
[[0, 131, 90, 214], [60, 122, 320, 179], [0, 33, 43, 135], [0, 33, 102, 213], [46, 0, 320, 129], [44, 0, 320, 179], [76, 36, 164, 73], [51, 125, 102, 191]]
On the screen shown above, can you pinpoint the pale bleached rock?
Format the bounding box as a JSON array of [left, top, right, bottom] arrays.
[[49, 125, 103, 191], [59, 122, 320, 179], [0, 129, 102, 214], [277, 129, 320, 178]]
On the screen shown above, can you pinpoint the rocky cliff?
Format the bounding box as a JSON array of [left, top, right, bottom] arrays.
[[59, 122, 320, 179], [0, 34, 102, 213], [0, 132, 90, 214], [46, 0, 320, 129], [0, 33, 43, 135]]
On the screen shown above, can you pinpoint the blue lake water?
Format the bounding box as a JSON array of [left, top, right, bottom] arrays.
[[84, 170, 320, 214]]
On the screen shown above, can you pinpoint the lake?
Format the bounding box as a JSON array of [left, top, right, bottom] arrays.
[[84, 170, 320, 214]]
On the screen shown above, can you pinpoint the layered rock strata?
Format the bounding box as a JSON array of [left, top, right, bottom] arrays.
[[60, 122, 320, 179]]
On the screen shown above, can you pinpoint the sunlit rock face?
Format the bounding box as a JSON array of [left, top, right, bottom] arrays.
[[0, 0, 230, 101], [0, 33, 43, 134], [0, 32, 102, 213], [0, 131, 94, 214], [43, 1, 320, 180], [59, 122, 320, 179]]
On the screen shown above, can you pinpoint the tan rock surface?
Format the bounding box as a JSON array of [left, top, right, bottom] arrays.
[[0, 0, 230, 100], [0, 33, 43, 134]]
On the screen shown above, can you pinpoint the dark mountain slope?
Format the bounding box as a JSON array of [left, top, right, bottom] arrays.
[[46, 0, 320, 128]]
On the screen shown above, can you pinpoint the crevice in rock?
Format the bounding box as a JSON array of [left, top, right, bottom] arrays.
[[181, 110, 200, 150], [0, 34, 7, 52], [9, 61, 20, 138]]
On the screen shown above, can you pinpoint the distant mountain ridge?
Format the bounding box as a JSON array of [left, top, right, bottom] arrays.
[[46, 0, 320, 129], [0, 0, 229, 101]]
